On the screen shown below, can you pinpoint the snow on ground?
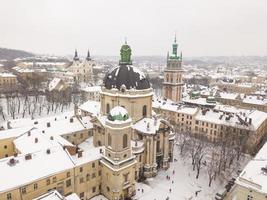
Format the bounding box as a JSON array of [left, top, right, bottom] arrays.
[[0, 96, 74, 127], [133, 145, 250, 200]]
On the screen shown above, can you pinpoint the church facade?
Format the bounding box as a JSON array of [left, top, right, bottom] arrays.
[[67, 50, 94, 83], [91, 42, 175, 198]]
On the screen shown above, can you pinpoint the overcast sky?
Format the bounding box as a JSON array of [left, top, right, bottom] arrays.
[[1, 0, 267, 57]]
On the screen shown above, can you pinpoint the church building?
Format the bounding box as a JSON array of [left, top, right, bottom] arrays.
[[67, 49, 94, 83]]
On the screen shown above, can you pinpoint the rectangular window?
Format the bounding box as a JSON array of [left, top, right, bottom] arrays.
[[247, 195, 253, 200], [7, 193, 12, 200], [66, 179, 71, 187], [80, 177, 84, 183], [86, 174, 90, 181], [80, 167, 83, 172], [80, 192, 84, 198], [21, 187, 26, 194], [92, 162, 95, 168], [92, 187, 96, 193], [92, 173, 96, 178], [53, 177, 57, 183], [34, 183, 38, 190], [46, 179, 50, 185]]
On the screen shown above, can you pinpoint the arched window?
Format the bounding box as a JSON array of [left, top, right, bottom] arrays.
[[142, 105, 147, 117], [123, 134, 128, 148], [106, 103, 110, 114], [108, 133, 111, 147], [166, 74, 169, 82]]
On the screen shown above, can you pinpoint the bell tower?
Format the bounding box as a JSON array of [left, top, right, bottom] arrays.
[[100, 106, 136, 200], [163, 35, 184, 102]]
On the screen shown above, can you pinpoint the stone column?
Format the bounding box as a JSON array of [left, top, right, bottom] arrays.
[[163, 132, 170, 170]]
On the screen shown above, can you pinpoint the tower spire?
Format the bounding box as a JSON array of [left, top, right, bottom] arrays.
[[74, 49, 79, 61], [86, 49, 91, 61]]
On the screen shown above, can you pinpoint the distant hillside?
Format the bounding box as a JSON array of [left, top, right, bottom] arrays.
[[0, 47, 34, 60]]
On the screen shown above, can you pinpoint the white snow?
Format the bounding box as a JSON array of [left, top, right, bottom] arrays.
[[0, 146, 75, 193], [0, 73, 16, 78], [236, 142, 267, 194], [79, 100, 101, 116], [133, 117, 161, 135], [81, 86, 101, 93], [110, 106, 128, 117], [13, 129, 60, 154], [133, 145, 248, 200], [33, 190, 80, 200]]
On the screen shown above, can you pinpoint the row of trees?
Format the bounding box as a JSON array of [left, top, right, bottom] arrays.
[[175, 127, 249, 187], [0, 89, 81, 121]]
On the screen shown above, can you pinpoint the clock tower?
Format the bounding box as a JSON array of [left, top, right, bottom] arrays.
[[163, 36, 184, 102]]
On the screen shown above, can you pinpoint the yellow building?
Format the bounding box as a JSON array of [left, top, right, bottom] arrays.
[[153, 99, 267, 154], [225, 142, 267, 200], [0, 73, 17, 91]]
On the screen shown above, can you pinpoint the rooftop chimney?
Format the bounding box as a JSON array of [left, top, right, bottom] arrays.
[[25, 154, 32, 160], [249, 118, 252, 125], [28, 131, 31, 136], [35, 138, 38, 143], [47, 122, 51, 128], [78, 150, 83, 158], [70, 118, 74, 123], [50, 136, 54, 140], [46, 149, 51, 154], [9, 158, 16, 166]]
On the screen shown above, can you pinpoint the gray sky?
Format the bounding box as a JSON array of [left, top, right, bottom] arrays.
[[1, 0, 267, 57]]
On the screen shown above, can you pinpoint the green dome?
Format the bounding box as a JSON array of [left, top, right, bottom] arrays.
[[108, 106, 129, 121]]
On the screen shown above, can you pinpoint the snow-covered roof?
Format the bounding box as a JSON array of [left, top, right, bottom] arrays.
[[4, 111, 74, 129], [242, 96, 267, 105], [33, 190, 80, 200], [71, 146, 102, 167], [110, 106, 128, 117], [0, 126, 34, 140], [79, 100, 101, 116], [0, 73, 16, 78], [0, 146, 75, 193], [81, 85, 101, 93], [195, 107, 267, 131], [236, 142, 267, 194], [49, 78, 63, 91], [133, 117, 161, 135], [152, 98, 199, 115], [219, 92, 239, 100], [183, 97, 217, 107], [13, 129, 60, 154]]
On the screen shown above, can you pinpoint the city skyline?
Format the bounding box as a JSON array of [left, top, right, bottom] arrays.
[[1, 0, 267, 57]]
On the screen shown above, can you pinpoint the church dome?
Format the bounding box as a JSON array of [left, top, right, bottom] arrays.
[[103, 65, 151, 90], [103, 42, 151, 90], [108, 106, 129, 121]]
